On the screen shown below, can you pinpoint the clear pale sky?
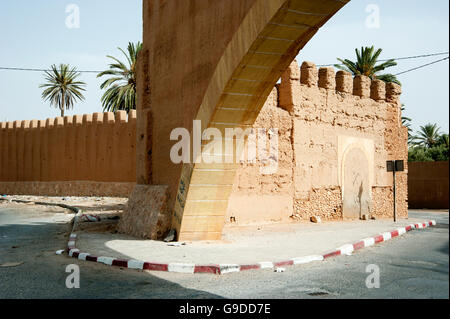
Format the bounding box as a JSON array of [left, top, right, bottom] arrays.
[[0, 0, 448, 134]]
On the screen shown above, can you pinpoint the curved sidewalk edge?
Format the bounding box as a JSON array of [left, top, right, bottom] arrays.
[[59, 220, 437, 275], [0, 197, 81, 214]]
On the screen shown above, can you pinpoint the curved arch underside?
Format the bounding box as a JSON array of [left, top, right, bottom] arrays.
[[172, 0, 350, 241], [139, 0, 350, 241]]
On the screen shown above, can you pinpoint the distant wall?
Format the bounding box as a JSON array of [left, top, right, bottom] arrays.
[[408, 161, 449, 209], [0, 110, 137, 197]]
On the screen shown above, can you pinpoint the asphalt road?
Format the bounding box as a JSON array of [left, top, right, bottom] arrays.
[[0, 205, 448, 299]]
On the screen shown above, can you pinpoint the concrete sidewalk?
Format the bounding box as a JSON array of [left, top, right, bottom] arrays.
[[75, 216, 433, 266]]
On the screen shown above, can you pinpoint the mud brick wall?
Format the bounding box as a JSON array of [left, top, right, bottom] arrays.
[[408, 161, 449, 209], [0, 60, 408, 216], [0, 111, 137, 197], [226, 60, 408, 224]]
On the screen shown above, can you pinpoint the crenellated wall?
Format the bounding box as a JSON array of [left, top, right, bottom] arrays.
[[226, 60, 408, 224], [0, 60, 407, 226], [0, 110, 137, 197]]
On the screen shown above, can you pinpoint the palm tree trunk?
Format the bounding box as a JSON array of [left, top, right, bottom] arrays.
[[61, 91, 65, 117]]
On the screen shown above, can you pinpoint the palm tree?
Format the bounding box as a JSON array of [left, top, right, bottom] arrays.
[[335, 46, 401, 85], [376, 73, 401, 85], [97, 42, 142, 113], [413, 123, 441, 148], [40, 64, 86, 117], [438, 134, 449, 149], [401, 104, 414, 145]]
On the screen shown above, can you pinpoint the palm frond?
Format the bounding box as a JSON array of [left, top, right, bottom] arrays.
[[97, 42, 143, 112], [39, 64, 86, 116], [413, 123, 442, 148], [336, 46, 400, 85], [376, 73, 401, 85]]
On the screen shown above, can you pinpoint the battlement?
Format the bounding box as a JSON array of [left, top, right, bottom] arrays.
[[284, 60, 401, 103], [0, 110, 137, 132], [0, 110, 137, 184], [229, 61, 408, 225]]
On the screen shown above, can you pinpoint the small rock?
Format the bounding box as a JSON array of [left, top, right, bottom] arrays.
[[164, 229, 177, 242], [370, 215, 376, 220], [310, 216, 321, 223], [80, 214, 101, 222]]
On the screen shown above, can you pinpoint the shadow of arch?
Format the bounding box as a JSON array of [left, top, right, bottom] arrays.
[[0, 206, 223, 299]]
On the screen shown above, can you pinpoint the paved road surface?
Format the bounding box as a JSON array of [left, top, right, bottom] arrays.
[[0, 205, 448, 299]]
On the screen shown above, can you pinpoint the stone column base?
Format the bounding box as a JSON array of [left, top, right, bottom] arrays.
[[117, 184, 172, 240]]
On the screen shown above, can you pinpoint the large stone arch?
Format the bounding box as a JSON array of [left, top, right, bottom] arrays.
[[132, 0, 350, 241]]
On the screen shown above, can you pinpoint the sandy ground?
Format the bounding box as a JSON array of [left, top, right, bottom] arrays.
[[1, 194, 127, 217], [1, 195, 444, 266], [1, 205, 447, 299], [74, 216, 435, 265]]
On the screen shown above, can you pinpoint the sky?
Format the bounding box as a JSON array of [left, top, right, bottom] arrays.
[[0, 0, 448, 134]]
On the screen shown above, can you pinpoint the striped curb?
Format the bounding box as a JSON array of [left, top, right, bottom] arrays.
[[60, 220, 437, 275]]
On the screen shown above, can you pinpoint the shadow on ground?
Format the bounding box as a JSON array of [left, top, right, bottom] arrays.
[[0, 211, 223, 299]]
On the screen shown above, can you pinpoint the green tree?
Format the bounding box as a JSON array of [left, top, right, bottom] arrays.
[[40, 64, 86, 117], [335, 46, 401, 85], [408, 127, 449, 162], [438, 133, 449, 149], [97, 42, 143, 113], [401, 104, 414, 145], [428, 144, 450, 161], [408, 147, 434, 162], [413, 123, 442, 148]]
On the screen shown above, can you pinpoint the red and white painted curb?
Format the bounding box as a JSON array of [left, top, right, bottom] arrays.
[[59, 220, 437, 275]]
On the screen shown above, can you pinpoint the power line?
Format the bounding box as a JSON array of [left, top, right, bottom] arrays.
[[394, 56, 449, 76], [0, 51, 449, 74], [316, 51, 449, 67], [0, 67, 102, 74], [379, 52, 449, 62]]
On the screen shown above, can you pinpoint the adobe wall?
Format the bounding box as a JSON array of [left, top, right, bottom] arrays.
[[408, 161, 449, 209], [226, 60, 408, 224], [0, 111, 137, 197], [0, 61, 407, 224], [135, 0, 350, 242]]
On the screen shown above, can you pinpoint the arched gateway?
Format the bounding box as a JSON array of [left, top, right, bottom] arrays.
[[120, 0, 351, 241]]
